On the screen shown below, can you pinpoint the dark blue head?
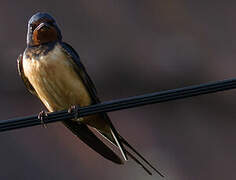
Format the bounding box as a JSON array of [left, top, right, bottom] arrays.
[[27, 12, 62, 46]]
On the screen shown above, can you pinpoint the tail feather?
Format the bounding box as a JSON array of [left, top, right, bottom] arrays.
[[103, 114, 128, 161], [110, 126, 128, 161], [86, 114, 163, 176], [62, 120, 123, 164], [96, 128, 164, 177], [125, 150, 152, 175], [119, 136, 164, 177]]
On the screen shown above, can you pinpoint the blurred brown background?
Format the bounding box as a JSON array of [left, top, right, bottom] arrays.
[[1, 0, 236, 179]]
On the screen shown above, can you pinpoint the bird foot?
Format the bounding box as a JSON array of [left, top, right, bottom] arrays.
[[68, 105, 80, 119], [38, 110, 48, 128]]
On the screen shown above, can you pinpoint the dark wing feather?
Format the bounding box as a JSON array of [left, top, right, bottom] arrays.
[[17, 54, 38, 96], [63, 120, 123, 164], [60, 42, 99, 103], [60, 42, 128, 161]]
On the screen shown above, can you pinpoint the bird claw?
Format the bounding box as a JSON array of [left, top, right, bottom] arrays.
[[68, 105, 80, 119], [38, 110, 48, 128]]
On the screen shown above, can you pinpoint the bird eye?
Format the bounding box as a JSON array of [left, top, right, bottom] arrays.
[[30, 23, 37, 31]]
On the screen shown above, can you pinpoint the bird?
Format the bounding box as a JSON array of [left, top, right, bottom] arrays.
[[17, 12, 163, 177]]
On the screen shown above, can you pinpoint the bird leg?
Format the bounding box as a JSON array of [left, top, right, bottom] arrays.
[[38, 110, 48, 128], [68, 105, 80, 120]]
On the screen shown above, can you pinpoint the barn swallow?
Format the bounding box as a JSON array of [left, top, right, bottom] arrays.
[[17, 12, 163, 176]]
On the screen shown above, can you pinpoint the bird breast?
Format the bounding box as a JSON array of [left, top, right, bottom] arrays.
[[22, 44, 92, 112]]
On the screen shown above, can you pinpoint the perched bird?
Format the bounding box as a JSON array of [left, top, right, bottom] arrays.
[[17, 12, 163, 176]]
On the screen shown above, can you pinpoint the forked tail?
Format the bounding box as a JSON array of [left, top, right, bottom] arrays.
[[100, 115, 164, 176], [119, 135, 164, 177], [84, 113, 164, 176], [98, 125, 164, 177]]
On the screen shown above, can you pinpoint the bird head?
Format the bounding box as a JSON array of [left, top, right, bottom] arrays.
[[27, 12, 62, 46]]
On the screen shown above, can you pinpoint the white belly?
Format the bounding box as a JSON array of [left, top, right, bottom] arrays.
[[22, 44, 92, 112]]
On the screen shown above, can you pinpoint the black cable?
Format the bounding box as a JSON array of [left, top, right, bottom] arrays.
[[1, 78, 236, 132]]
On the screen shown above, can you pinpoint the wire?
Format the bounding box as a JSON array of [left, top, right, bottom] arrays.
[[1, 78, 236, 132]]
